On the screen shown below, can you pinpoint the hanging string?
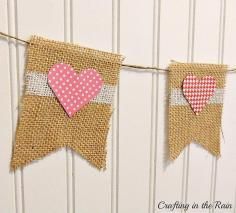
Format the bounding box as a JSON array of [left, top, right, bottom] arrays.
[[1, 31, 236, 73], [0, 31, 30, 44], [121, 63, 168, 72]]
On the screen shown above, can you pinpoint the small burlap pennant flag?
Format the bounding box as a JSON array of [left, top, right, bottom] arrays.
[[11, 36, 124, 170], [168, 62, 227, 160]]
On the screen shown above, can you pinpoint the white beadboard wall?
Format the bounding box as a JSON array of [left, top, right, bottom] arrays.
[[0, 0, 236, 213]]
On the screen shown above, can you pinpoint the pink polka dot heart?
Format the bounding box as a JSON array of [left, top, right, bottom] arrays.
[[48, 63, 103, 117]]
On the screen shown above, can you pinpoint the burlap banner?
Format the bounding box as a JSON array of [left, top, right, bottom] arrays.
[[168, 62, 227, 160], [11, 36, 123, 170], [9, 35, 229, 170]]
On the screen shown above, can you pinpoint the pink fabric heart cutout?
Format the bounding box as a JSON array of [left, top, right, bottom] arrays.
[[182, 74, 216, 115], [48, 63, 103, 117]]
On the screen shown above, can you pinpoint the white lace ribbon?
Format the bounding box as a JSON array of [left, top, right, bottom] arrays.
[[25, 71, 116, 104], [170, 88, 224, 106]]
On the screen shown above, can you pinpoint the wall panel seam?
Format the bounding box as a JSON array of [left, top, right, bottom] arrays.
[[111, 0, 120, 213], [7, 0, 25, 212]]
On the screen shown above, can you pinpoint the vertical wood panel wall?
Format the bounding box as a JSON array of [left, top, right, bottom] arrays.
[[0, 0, 235, 213]]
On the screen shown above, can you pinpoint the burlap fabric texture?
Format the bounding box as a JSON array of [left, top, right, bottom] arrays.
[[168, 62, 227, 160], [11, 36, 124, 170]]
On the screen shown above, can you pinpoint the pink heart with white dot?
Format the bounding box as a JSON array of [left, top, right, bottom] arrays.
[[48, 63, 103, 117]]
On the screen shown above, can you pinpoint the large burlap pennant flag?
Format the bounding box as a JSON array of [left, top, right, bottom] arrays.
[[11, 36, 123, 170], [168, 62, 227, 160]]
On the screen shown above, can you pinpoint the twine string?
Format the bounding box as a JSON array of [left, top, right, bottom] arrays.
[[1, 31, 236, 73], [0, 31, 30, 44]]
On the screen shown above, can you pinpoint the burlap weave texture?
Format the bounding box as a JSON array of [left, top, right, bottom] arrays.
[[168, 62, 227, 160], [11, 36, 123, 170]]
